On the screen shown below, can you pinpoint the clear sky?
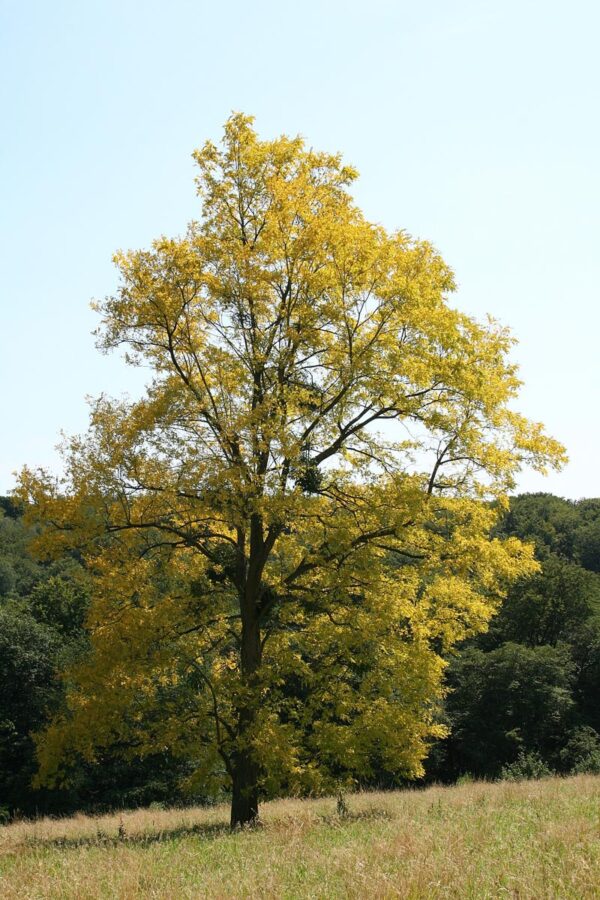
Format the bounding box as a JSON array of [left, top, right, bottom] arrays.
[[1, 0, 598, 498]]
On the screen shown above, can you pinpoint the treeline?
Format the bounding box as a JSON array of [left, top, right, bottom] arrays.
[[0, 496, 193, 819], [427, 494, 600, 782], [1, 493, 599, 817]]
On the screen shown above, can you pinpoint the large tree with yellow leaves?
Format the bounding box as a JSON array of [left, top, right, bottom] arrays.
[[19, 115, 564, 826]]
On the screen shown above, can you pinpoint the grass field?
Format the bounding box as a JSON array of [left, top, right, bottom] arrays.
[[1, 775, 599, 898]]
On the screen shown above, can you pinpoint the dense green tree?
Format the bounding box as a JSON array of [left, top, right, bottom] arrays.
[[27, 575, 89, 638], [495, 493, 579, 560], [558, 725, 600, 774], [480, 557, 600, 649], [439, 643, 575, 779], [496, 493, 600, 576], [0, 603, 62, 814], [570, 618, 600, 735], [0, 506, 42, 598], [428, 493, 600, 782], [573, 501, 600, 573]]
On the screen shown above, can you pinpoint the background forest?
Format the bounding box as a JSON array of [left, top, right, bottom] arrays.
[[2, 492, 599, 820]]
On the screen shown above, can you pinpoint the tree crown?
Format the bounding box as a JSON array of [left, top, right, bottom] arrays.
[[18, 115, 565, 807]]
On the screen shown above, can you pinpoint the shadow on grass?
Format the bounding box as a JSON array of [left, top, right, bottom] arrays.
[[25, 807, 394, 852], [26, 820, 231, 851]]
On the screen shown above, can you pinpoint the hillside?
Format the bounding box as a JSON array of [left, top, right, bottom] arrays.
[[1, 776, 599, 898]]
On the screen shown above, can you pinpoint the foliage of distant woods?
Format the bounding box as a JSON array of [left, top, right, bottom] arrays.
[[1, 492, 599, 818]]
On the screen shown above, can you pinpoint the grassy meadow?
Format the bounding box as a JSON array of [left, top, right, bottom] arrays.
[[1, 775, 599, 898]]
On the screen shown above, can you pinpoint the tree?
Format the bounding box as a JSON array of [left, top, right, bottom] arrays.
[[479, 556, 600, 649], [18, 114, 564, 826], [426, 493, 600, 784], [573, 500, 600, 574], [436, 643, 575, 779], [570, 618, 600, 735], [0, 603, 62, 815], [494, 493, 600, 576], [495, 493, 579, 560]]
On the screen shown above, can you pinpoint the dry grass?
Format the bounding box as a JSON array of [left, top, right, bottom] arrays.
[[1, 775, 599, 898]]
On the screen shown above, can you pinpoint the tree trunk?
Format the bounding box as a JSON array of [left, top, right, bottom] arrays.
[[230, 745, 260, 828], [230, 591, 262, 828]]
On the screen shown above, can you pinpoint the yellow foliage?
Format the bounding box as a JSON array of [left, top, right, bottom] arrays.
[[18, 114, 565, 820]]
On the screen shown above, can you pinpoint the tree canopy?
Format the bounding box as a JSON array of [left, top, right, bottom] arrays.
[[18, 114, 564, 826], [430, 493, 600, 782]]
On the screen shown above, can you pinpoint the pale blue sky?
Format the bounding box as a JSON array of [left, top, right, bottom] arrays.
[[1, 0, 598, 498]]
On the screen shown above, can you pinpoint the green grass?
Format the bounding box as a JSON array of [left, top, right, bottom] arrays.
[[1, 775, 599, 898]]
